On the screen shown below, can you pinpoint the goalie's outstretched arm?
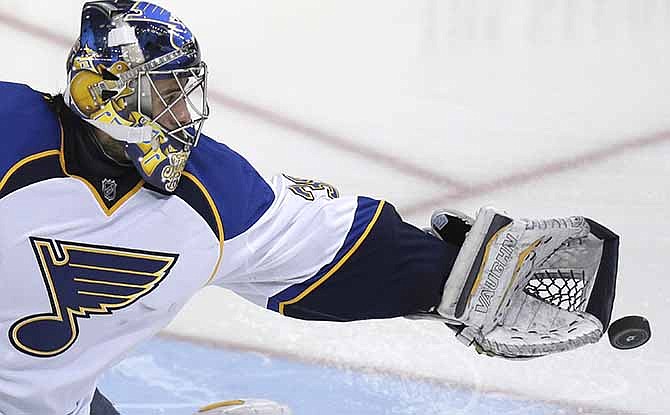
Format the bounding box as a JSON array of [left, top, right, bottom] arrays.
[[214, 174, 619, 358], [276, 199, 459, 321], [213, 174, 461, 322]]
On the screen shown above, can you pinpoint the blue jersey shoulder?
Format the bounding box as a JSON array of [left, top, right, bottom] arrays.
[[183, 134, 275, 240], [0, 82, 62, 178]]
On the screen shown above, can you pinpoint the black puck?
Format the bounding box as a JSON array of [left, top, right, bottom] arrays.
[[607, 315, 651, 350]]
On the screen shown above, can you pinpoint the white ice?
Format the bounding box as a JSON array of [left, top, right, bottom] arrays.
[[1, 1, 668, 413]]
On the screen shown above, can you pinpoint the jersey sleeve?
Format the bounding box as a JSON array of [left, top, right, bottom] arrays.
[[213, 174, 459, 321]]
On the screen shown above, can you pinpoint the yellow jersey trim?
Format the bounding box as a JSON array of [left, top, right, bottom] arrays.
[[278, 200, 386, 315], [198, 400, 246, 412], [57, 119, 145, 217], [0, 150, 61, 193], [182, 171, 225, 286]]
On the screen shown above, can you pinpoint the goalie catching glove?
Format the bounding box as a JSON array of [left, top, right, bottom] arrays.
[[430, 207, 619, 359]]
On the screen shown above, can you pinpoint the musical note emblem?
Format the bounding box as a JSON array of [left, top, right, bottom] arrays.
[[9, 238, 179, 358]]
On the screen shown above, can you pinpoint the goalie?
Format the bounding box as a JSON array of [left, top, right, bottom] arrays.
[[0, 1, 620, 414]]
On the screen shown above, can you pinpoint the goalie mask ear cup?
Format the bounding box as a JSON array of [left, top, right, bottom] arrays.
[[583, 218, 620, 331]]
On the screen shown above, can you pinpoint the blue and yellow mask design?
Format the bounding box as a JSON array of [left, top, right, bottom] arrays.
[[65, 1, 210, 192]]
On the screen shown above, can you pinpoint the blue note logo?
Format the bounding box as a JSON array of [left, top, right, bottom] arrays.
[[9, 237, 179, 358]]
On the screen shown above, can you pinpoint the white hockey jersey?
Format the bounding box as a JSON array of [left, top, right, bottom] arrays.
[[0, 83, 388, 415]]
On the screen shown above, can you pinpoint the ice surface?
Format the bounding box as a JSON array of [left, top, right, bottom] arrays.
[[100, 337, 580, 415], [1, 1, 668, 413]]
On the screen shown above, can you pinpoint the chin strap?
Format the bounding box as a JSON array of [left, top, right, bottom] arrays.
[[84, 118, 154, 143], [63, 86, 154, 144]]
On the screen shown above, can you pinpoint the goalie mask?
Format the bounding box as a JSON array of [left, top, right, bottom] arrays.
[[65, 0, 210, 192]]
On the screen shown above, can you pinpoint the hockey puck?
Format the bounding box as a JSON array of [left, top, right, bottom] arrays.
[[607, 315, 651, 350]]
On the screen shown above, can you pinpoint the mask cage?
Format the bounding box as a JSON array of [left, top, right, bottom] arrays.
[[134, 62, 210, 147]]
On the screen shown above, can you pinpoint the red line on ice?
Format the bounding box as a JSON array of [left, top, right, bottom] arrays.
[[207, 90, 467, 188], [0, 12, 73, 47], [0, 11, 466, 190], [404, 130, 670, 215], [2, 11, 669, 213]]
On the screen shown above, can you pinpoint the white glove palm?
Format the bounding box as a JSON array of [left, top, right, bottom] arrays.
[[433, 207, 618, 359]]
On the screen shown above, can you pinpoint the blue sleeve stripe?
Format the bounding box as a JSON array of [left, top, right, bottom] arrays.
[[267, 197, 385, 313]]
